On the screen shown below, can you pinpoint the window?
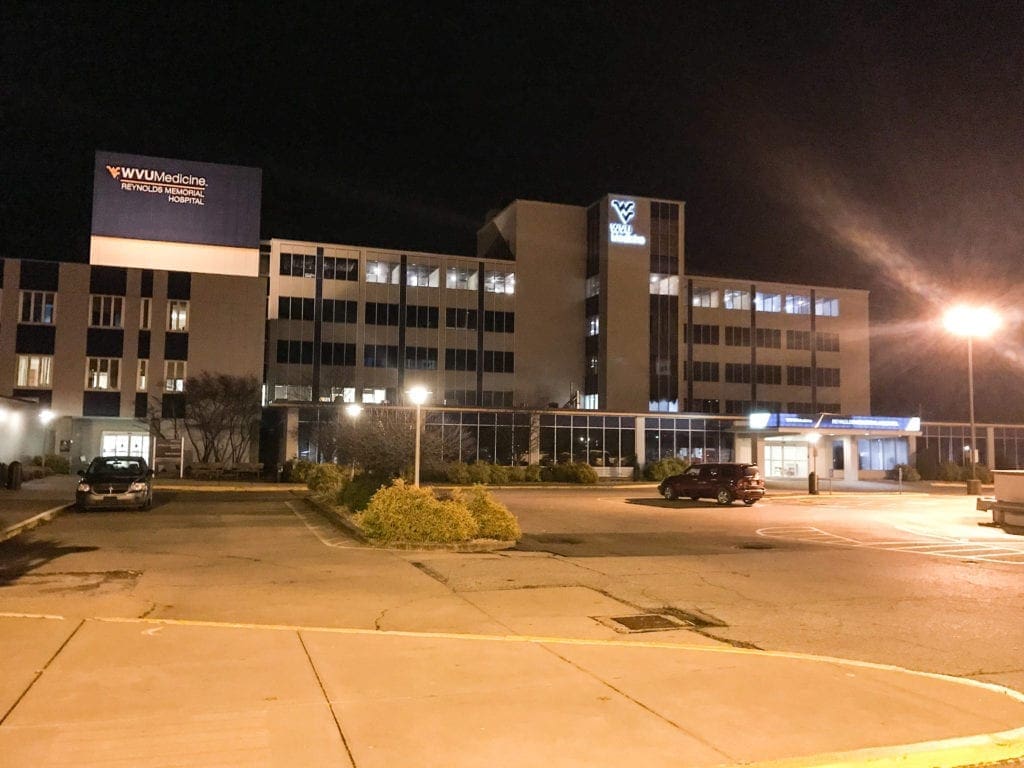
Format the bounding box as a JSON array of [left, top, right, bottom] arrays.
[[725, 400, 751, 415], [755, 292, 781, 312], [755, 364, 782, 385], [320, 343, 356, 366], [327, 387, 356, 403], [365, 302, 400, 325], [16, 355, 52, 387], [446, 266, 478, 291], [165, 360, 186, 391], [725, 363, 751, 383], [140, 298, 151, 330], [816, 332, 840, 352], [20, 291, 55, 324], [586, 316, 600, 336], [692, 288, 719, 308], [725, 326, 751, 346], [817, 368, 841, 387], [445, 348, 477, 371], [280, 253, 316, 277], [364, 345, 399, 368], [168, 300, 189, 331], [787, 330, 811, 350], [816, 297, 840, 317], [366, 260, 400, 284], [405, 346, 438, 370], [322, 256, 358, 281], [446, 307, 478, 330], [89, 295, 124, 328], [278, 296, 315, 321], [276, 340, 314, 364], [322, 299, 357, 323], [685, 324, 719, 344], [686, 361, 719, 382], [484, 270, 515, 294], [362, 388, 388, 404], [787, 366, 813, 386], [724, 289, 750, 310], [649, 274, 679, 295], [586, 275, 600, 298], [406, 305, 439, 328], [755, 328, 781, 348], [137, 359, 148, 391], [785, 294, 811, 314], [483, 351, 514, 373], [86, 358, 120, 390], [484, 310, 514, 333], [407, 263, 439, 287]]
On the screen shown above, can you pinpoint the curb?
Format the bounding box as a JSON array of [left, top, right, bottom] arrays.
[[0, 503, 73, 543]]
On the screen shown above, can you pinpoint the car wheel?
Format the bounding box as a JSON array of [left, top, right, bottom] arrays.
[[716, 488, 733, 505], [140, 497, 152, 511], [662, 487, 678, 500], [743, 499, 757, 506]]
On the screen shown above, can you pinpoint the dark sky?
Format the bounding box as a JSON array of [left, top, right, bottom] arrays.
[[2, 2, 1023, 421]]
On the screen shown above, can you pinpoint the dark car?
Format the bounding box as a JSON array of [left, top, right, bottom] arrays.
[[658, 463, 765, 506], [76, 455, 154, 510]]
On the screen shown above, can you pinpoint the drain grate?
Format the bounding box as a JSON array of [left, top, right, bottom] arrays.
[[603, 613, 689, 633], [737, 541, 774, 550]]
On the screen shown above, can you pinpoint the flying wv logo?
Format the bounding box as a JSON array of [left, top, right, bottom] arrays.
[[610, 199, 636, 224], [106, 165, 122, 180]]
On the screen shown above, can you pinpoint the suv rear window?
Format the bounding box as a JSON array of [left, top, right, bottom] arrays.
[[743, 466, 761, 477]]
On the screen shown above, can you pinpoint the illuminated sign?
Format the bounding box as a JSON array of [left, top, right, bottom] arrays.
[[609, 198, 646, 246], [748, 414, 922, 433]]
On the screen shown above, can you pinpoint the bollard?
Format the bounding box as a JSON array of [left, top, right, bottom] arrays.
[[8, 461, 23, 491], [808, 471, 819, 495]]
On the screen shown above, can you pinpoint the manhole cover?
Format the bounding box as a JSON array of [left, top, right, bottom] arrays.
[[737, 541, 774, 550], [608, 614, 685, 632]]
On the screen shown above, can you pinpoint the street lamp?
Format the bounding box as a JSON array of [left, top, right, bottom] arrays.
[[344, 403, 362, 480], [942, 304, 1001, 493], [406, 386, 429, 487]]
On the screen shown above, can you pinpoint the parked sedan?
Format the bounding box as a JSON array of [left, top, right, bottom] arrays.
[[658, 463, 765, 506], [76, 456, 154, 510]]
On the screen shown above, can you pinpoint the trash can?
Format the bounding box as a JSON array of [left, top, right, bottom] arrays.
[[7, 461, 23, 491], [808, 471, 819, 495], [0, 462, 6, 489], [966, 478, 982, 495]]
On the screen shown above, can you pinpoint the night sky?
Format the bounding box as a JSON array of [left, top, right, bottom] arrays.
[[2, 2, 1022, 421]]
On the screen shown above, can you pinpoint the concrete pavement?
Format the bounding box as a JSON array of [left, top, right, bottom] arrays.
[[2, 478, 1024, 766]]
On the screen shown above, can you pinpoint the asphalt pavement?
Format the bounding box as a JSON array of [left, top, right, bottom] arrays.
[[1, 475, 1022, 767]]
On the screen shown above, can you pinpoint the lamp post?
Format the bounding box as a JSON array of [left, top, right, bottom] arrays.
[[806, 431, 821, 495], [38, 409, 56, 470], [943, 305, 1001, 494], [406, 386, 429, 487], [344, 403, 362, 480]]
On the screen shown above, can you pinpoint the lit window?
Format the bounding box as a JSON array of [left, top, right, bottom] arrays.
[[164, 360, 186, 392], [329, 387, 356, 403], [649, 274, 679, 295], [16, 355, 52, 387], [582, 394, 599, 410], [137, 359, 148, 391], [406, 264, 439, 287], [362, 388, 387, 404], [586, 275, 600, 298], [19, 291, 55, 324], [90, 295, 124, 327], [587, 316, 600, 336], [366, 260, 400, 284], [140, 298, 151, 330], [692, 288, 719, 308], [785, 294, 811, 314], [816, 297, 840, 317], [86, 358, 120, 390], [755, 292, 782, 312], [724, 289, 750, 310], [168, 301, 189, 331], [446, 266, 478, 290], [484, 270, 515, 294]]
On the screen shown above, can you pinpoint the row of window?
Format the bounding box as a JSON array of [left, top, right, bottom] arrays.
[[275, 342, 515, 372], [15, 354, 185, 392], [282, 255, 517, 294], [278, 297, 515, 333], [18, 292, 189, 331], [689, 325, 841, 351], [691, 288, 840, 316], [688, 361, 842, 387], [720, 400, 843, 416]]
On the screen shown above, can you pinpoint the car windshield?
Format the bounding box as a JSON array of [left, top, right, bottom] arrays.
[[88, 458, 144, 475]]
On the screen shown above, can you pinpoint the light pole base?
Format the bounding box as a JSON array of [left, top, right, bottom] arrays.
[[966, 478, 982, 495]]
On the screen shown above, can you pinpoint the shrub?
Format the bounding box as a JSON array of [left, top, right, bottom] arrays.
[[508, 465, 527, 482], [547, 462, 599, 484], [973, 464, 994, 483], [31, 454, 69, 474], [489, 464, 511, 484], [644, 458, 689, 481], [466, 461, 491, 484], [887, 463, 921, 481], [937, 461, 963, 482], [307, 462, 347, 495], [445, 462, 471, 484], [525, 464, 543, 482], [358, 480, 479, 543], [339, 473, 387, 511], [458, 485, 521, 540], [283, 459, 315, 483]]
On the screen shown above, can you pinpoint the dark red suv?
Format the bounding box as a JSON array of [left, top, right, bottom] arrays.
[[657, 463, 765, 506]]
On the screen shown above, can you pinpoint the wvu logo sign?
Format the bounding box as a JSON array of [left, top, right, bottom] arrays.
[[106, 165, 122, 180], [608, 198, 646, 246]]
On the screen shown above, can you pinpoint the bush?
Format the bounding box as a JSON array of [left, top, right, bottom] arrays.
[[358, 480, 479, 543], [525, 464, 543, 482], [887, 463, 921, 481], [644, 458, 689, 481], [339, 473, 387, 511], [545, 462, 598, 484], [937, 461, 963, 482], [457, 485, 521, 540], [973, 464, 994, 483], [307, 462, 348, 495], [488, 464, 511, 484], [466, 462, 491, 484], [283, 459, 315, 483], [445, 462, 471, 484], [31, 454, 69, 474], [508, 465, 527, 482]]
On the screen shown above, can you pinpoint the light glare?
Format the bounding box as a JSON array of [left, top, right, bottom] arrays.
[[943, 305, 1001, 338]]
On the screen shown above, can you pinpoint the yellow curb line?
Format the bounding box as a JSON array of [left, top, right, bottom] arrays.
[[0, 503, 71, 542]]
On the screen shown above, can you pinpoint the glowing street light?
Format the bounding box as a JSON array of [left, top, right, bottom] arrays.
[[406, 386, 429, 487], [942, 304, 1001, 491]]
